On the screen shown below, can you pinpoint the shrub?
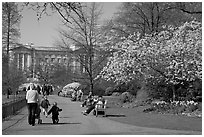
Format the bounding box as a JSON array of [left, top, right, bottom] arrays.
[[197, 103, 202, 111], [105, 87, 114, 96], [127, 88, 137, 96], [120, 92, 134, 103], [82, 84, 105, 96], [143, 107, 156, 113], [114, 83, 128, 93], [94, 87, 105, 96], [112, 92, 121, 96], [185, 104, 198, 113]]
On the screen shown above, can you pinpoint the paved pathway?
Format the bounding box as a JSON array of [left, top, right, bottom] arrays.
[[2, 95, 202, 135]]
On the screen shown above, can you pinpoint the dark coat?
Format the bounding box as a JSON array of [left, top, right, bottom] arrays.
[[40, 99, 50, 108], [48, 105, 62, 117]]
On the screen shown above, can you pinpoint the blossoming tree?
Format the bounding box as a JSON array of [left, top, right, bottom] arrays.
[[98, 21, 202, 100]]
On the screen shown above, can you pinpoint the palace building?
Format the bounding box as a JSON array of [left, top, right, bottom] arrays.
[[11, 43, 82, 76], [10, 43, 110, 82]]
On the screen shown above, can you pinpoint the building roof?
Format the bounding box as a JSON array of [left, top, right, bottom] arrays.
[[34, 46, 67, 52], [11, 44, 72, 52]]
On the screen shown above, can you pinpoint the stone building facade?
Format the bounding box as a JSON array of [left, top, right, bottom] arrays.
[[11, 44, 82, 77]]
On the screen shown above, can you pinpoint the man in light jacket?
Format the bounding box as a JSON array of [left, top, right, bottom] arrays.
[[26, 83, 39, 126]]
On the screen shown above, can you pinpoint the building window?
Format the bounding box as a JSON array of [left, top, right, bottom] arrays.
[[51, 58, 55, 63], [58, 58, 60, 63], [45, 58, 48, 63]]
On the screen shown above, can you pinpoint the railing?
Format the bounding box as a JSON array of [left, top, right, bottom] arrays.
[[2, 97, 27, 120]]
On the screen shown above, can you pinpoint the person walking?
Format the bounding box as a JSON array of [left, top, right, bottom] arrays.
[[42, 84, 46, 96], [7, 87, 11, 99], [26, 83, 39, 126], [48, 102, 62, 124], [77, 89, 83, 101], [36, 85, 41, 95], [40, 96, 50, 117]]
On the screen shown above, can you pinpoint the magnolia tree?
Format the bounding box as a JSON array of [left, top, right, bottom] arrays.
[[98, 21, 202, 100]]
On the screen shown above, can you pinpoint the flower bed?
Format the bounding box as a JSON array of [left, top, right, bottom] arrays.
[[143, 100, 202, 117]]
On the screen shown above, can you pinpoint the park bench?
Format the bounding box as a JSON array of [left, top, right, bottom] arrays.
[[94, 100, 107, 117]]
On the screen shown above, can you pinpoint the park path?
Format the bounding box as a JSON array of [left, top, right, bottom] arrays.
[[2, 95, 201, 135]]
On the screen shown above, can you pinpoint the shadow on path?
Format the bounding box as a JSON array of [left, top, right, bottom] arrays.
[[59, 116, 70, 118], [40, 122, 81, 125], [105, 114, 126, 117]]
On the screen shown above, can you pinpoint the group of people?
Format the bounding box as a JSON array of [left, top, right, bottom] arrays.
[[71, 89, 83, 102], [81, 92, 106, 116], [24, 83, 54, 96], [41, 84, 54, 96], [25, 83, 106, 126], [25, 83, 62, 126]]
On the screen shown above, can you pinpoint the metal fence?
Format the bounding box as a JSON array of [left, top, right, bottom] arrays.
[[2, 98, 27, 120]]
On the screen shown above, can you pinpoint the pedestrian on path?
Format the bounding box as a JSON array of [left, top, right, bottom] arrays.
[[7, 87, 11, 99], [36, 85, 41, 95], [48, 102, 62, 124], [40, 96, 50, 117], [35, 104, 42, 124], [77, 89, 83, 101], [26, 83, 39, 126]]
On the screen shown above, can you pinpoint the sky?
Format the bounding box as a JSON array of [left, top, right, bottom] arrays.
[[19, 2, 122, 47]]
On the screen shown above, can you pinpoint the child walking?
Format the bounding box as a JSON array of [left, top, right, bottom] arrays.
[[40, 96, 50, 117], [35, 104, 42, 124], [48, 102, 62, 124]]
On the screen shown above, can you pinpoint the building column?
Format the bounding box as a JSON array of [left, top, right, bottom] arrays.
[[28, 54, 32, 68], [24, 54, 28, 70], [19, 53, 23, 71], [31, 49, 36, 78], [22, 53, 25, 71], [16, 53, 19, 69]]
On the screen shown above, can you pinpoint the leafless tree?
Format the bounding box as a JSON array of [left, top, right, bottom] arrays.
[[57, 3, 112, 93]]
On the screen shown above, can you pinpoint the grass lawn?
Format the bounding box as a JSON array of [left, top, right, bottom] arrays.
[[104, 96, 202, 132]]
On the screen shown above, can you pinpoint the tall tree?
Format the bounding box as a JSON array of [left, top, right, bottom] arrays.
[[57, 3, 111, 93], [103, 2, 201, 43], [2, 2, 22, 92], [99, 21, 202, 101], [23, 2, 81, 22], [2, 2, 22, 73]]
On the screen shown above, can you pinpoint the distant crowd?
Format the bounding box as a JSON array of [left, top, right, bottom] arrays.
[[24, 84, 54, 96]]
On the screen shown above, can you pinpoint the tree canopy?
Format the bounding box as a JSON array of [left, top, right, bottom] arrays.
[[98, 21, 202, 86]]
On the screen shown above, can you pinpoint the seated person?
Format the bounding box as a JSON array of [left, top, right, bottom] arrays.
[[81, 97, 93, 107], [82, 96, 105, 116], [95, 96, 105, 109], [81, 93, 93, 107], [87, 91, 93, 98]]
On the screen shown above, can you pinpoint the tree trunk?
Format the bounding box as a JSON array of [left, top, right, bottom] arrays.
[[88, 41, 94, 94], [6, 2, 11, 77], [172, 85, 176, 101], [89, 50, 94, 94], [90, 80, 94, 94]]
